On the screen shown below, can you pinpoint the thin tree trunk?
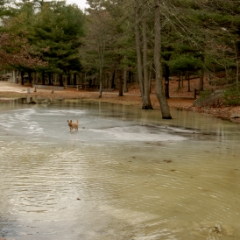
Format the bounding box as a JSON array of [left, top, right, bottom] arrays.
[[123, 55, 128, 92], [187, 71, 191, 92], [237, 59, 239, 91], [28, 71, 32, 85], [111, 70, 116, 89], [59, 74, 63, 86], [181, 72, 184, 87], [119, 70, 123, 96], [48, 73, 52, 85], [154, 0, 172, 119], [67, 74, 71, 85], [142, 12, 153, 109], [99, 71, 103, 98], [129, 71, 133, 83], [21, 71, 24, 85], [84, 73, 87, 90], [163, 63, 170, 98], [42, 71, 45, 85], [199, 69, 204, 91], [123, 69, 128, 92], [224, 65, 228, 84], [134, 0, 144, 97], [98, 44, 104, 98], [235, 43, 239, 91], [149, 65, 152, 93], [73, 73, 77, 86], [199, 55, 204, 91], [33, 72, 37, 84]]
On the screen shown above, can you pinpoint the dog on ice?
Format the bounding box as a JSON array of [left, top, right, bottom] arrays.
[[67, 120, 78, 132]]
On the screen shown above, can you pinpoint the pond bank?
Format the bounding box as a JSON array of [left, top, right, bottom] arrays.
[[0, 81, 240, 124]]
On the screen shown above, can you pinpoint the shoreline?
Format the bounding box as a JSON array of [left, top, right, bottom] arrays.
[[0, 81, 240, 124]]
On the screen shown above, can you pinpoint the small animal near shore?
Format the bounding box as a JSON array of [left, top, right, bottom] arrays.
[[67, 120, 78, 132]]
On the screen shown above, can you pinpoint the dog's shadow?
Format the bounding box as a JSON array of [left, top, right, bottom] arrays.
[[69, 130, 78, 134]]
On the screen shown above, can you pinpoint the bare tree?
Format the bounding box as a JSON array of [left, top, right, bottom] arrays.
[[133, 0, 153, 109], [134, 0, 144, 97], [154, 0, 172, 119], [98, 43, 105, 98], [142, 5, 153, 109]]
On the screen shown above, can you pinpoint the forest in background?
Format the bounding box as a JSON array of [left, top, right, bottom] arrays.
[[0, 0, 240, 113]]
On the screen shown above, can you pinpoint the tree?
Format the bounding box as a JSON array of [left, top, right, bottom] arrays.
[[83, 5, 112, 97], [167, 0, 240, 91], [154, 0, 172, 119], [1, 0, 84, 84], [30, 2, 84, 85], [169, 54, 201, 92], [0, 32, 47, 70], [133, 0, 153, 109], [0, 1, 47, 72], [85, 0, 135, 97]]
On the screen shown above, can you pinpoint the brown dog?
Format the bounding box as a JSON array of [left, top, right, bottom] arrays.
[[67, 120, 78, 132]]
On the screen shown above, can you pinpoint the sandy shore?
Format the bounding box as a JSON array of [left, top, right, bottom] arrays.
[[1, 81, 240, 123]]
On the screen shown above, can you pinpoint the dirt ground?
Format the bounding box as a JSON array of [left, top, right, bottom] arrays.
[[0, 79, 240, 124]]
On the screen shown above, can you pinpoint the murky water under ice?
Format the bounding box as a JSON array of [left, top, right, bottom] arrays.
[[0, 98, 240, 240]]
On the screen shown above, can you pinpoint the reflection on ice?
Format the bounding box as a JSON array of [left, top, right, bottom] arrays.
[[90, 125, 186, 142], [0, 106, 188, 142], [35, 109, 85, 116]]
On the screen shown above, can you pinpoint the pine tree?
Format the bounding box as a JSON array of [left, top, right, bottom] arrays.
[[30, 2, 84, 85]]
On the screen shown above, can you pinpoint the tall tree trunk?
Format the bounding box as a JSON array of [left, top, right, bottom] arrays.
[[73, 73, 77, 86], [235, 43, 239, 91], [199, 55, 204, 91], [181, 72, 184, 87], [98, 44, 104, 98], [42, 71, 45, 85], [59, 74, 63, 86], [119, 70, 123, 96], [99, 68, 103, 98], [163, 63, 170, 98], [134, 0, 144, 97], [21, 71, 24, 85], [111, 70, 116, 89], [33, 72, 37, 84], [142, 13, 153, 109], [199, 69, 204, 91], [187, 71, 191, 92], [123, 55, 128, 92], [129, 71, 133, 83], [28, 71, 32, 85], [149, 64, 152, 93], [154, 0, 172, 119], [67, 74, 71, 85], [237, 59, 239, 91], [48, 73, 52, 85], [83, 73, 86, 90], [123, 69, 128, 92]]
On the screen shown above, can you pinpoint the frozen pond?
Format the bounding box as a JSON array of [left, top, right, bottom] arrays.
[[0, 98, 240, 240]]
